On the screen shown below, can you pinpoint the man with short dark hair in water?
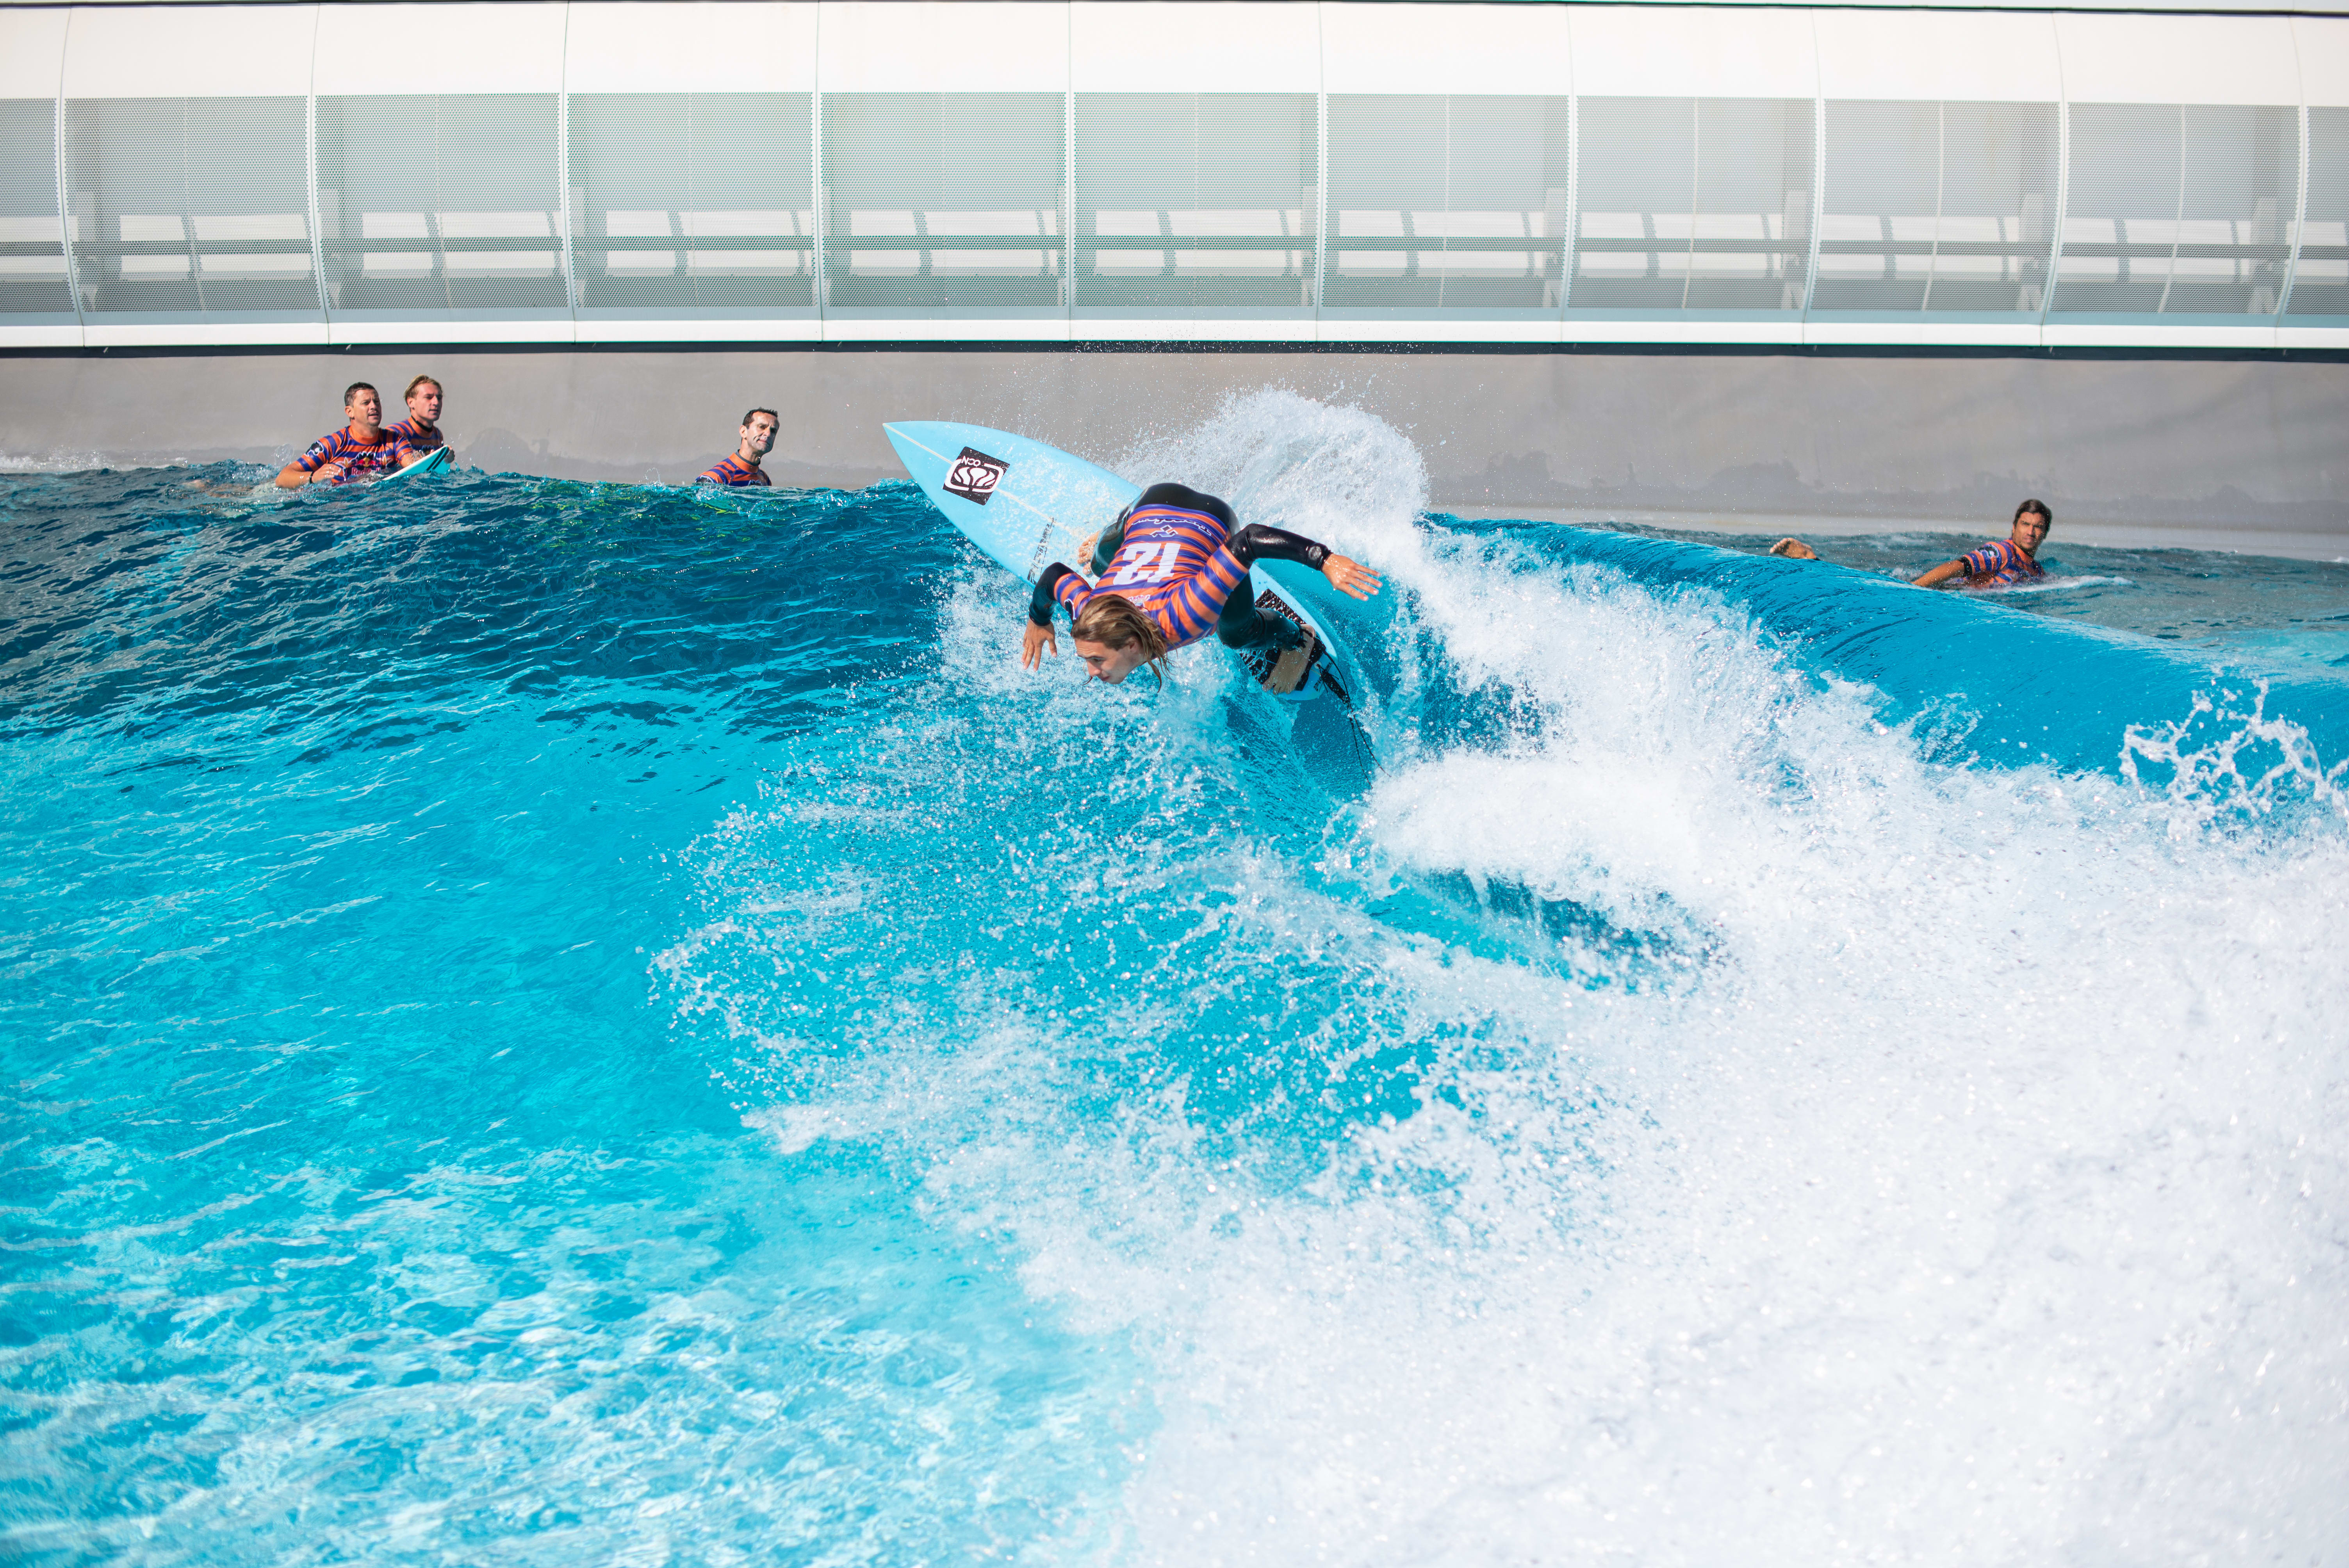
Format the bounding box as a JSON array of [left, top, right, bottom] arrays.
[[697, 409, 779, 486], [274, 383, 426, 488], [385, 374, 447, 456], [1019, 482, 1380, 690], [1770, 499, 2053, 588]]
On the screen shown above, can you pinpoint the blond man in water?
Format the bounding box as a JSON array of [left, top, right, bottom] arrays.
[[386, 374, 447, 456]]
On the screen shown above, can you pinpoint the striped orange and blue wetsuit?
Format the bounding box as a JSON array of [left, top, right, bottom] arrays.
[[384, 416, 444, 454], [1955, 537, 2044, 587], [1028, 482, 1328, 654], [696, 453, 771, 487], [293, 426, 414, 485]]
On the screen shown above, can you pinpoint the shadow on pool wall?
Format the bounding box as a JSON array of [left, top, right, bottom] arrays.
[[2, 347, 2345, 556]]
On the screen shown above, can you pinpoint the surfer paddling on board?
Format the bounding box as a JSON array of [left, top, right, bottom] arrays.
[[1770, 499, 2053, 588], [1019, 482, 1380, 690]]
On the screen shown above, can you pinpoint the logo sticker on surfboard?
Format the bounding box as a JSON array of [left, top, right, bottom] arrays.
[[945, 447, 1009, 505]]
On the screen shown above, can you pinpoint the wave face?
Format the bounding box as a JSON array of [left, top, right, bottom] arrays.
[[4, 395, 2345, 1566]]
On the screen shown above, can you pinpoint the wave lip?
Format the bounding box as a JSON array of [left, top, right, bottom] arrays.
[[1480, 523, 2349, 784]]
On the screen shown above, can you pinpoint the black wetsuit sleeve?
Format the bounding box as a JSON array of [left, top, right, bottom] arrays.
[[1229, 523, 1331, 572], [1030, 563, 1074, 627]]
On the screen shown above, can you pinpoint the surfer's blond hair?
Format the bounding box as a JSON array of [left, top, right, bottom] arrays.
[[1071, 594, 1169, 686]]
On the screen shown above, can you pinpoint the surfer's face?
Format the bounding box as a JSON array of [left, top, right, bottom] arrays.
[[344, 387, 382, 435], [2011, 509, 2050, 555], [1072, 638, 1145, 685], [741, 414, 778, 457]]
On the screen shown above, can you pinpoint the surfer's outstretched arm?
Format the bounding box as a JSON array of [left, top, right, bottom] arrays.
[[1228, 524, 1383, 601]]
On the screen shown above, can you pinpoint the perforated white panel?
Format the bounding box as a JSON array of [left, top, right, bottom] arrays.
[[1074, 94, 1317, 310], [823, 93, 1065, 310], [316, 95, 565, 314], [1326, 95, 1567, 310], [64, 96, 316, 317], [2054, 103, 2297, 316], [2286, 108, 2349, 318], [1814, 101, 2057, 315], [571, 93, 815, 311], [0, 99, 71, 315], [1573, 98, 1814, 312]]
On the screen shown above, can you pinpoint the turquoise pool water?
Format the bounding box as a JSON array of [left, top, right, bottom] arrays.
[[1672, 524, 2349, 677], [5, 391, 2345, 1564]]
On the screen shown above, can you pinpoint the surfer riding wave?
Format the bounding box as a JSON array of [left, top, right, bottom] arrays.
[[1020, 483, 1381, 688]]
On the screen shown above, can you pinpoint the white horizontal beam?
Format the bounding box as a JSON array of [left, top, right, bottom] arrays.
[[62, 3, 315, 99], [565, 2, 819, 95], [10, 2, 2345, 104], [10, 316, 2342, 351], [312, 4, 565, 96]]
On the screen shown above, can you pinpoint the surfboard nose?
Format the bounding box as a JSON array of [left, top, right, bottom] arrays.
[[882, 423, 950, 490]]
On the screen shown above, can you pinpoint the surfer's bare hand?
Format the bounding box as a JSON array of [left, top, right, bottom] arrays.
[[1322, 554, 1382, 600], [1769, 536, 1818, 560], [1020, 620, 1057, 671]]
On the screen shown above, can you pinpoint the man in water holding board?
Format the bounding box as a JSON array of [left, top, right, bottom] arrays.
[[1770, 499, 2053, 588], [274, 382, 428, 488], [385, 374, 448, 457], [697, 409, 779, 487], [1019, 482, 1380, 689]]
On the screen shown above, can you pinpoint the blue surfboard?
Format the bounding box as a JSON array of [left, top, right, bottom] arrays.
[[883, 420, 1376, 764]]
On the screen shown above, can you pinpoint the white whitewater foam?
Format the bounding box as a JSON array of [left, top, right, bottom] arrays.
[[1998, 572, 2136, 593], [690, 388, 2349, 1565], [0, 447, 108, 473]]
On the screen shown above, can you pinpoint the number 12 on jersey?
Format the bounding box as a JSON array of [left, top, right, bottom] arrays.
[[1109, 540, 1181, 584]]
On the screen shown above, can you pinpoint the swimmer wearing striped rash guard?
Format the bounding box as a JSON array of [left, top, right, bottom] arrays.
[[1769, 499, 2052, 588], [1914, 499, 2051, 588], [273, 382, 426, 488], [696, 408, 778, 487], [384, 374, 447, 455], [1018, 482, 1381, 687]]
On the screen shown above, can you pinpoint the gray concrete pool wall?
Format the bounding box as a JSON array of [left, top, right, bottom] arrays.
[[4, 347, 2344, 557]]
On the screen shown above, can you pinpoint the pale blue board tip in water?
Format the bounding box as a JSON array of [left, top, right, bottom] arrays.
[[376, 446, 453, 486], [883, 419, 1379, 782]]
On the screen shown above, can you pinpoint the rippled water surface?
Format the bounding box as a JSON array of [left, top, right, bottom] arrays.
[[1668, 525, 2349, 675], [5, 392, 2346, 1566]]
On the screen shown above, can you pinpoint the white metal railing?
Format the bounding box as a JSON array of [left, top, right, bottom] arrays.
[[0, 1, 2343, 350]]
